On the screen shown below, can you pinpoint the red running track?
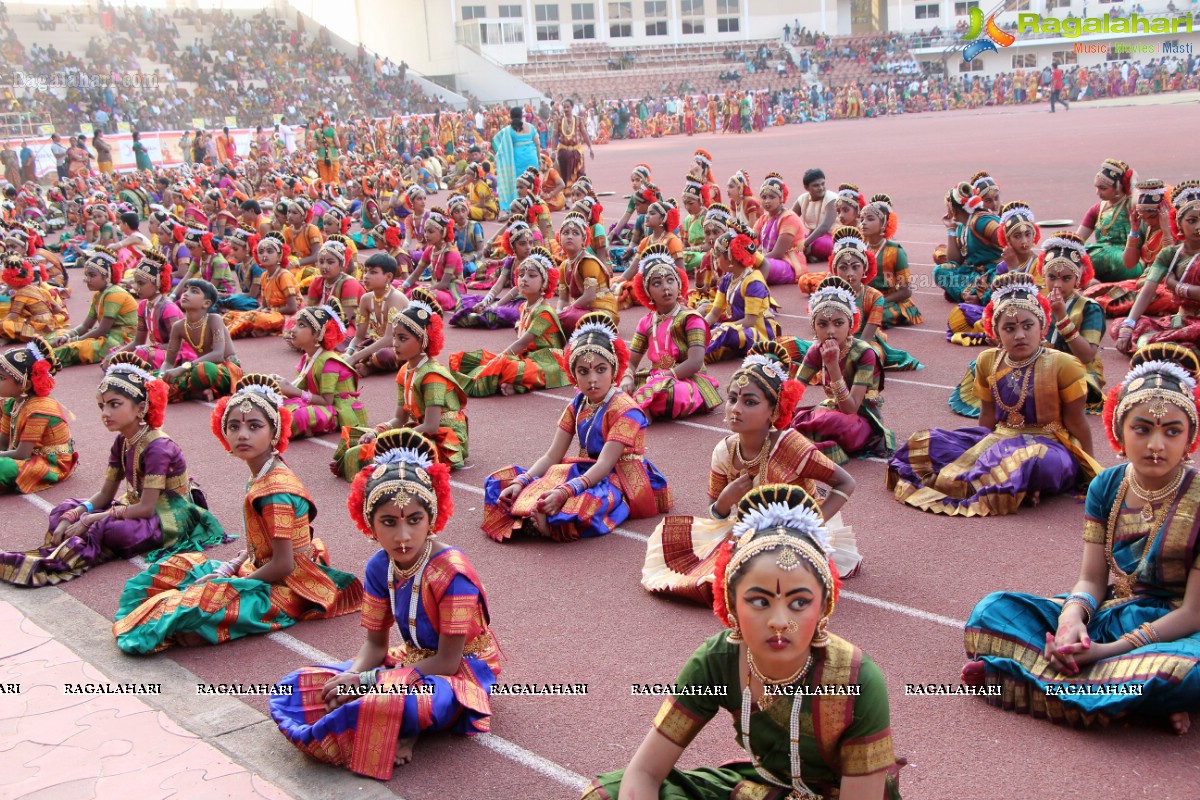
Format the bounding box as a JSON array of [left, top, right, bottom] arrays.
[[5, 97, 1199, 799]]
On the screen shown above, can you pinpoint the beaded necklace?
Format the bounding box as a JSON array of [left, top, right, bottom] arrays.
[[387, 540, 434, 645], [738, 648, 820, 800], [1104, 467, 1188, 598]]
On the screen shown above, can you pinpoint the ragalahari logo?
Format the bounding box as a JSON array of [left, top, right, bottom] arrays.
[[961, 7, 1016, 61]]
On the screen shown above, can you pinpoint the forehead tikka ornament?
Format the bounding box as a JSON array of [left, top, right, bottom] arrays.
[[1114, 360, 1200, 437]]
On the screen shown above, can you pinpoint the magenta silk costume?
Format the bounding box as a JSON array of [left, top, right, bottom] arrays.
[[133, 296, 194, 369], [754, 210, 805, 285], [416, 245, 465, 312], [631, 309, 721, 419]]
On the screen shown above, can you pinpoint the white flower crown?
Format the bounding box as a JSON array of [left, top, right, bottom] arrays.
[[106, 362, 154, 385], [1174, 186, 1200, 208], [25, 342, 44, 363], [1000, 205, 1036, 225], [990, 280, 1040, 308], [833, 235, 868, 253], [234, 382, 284, 407], [837, 188, 860, 200], [317, 304, 347, 334], [1043, 236, 1087, 256], [807, 285, 858, 316], [972, 175, 997, 190], [522, 252, 555, 274], [731, 501, 831, 552], [374, 446, 434, 470], [569, 318, 617, 346], [1123, 360, 1198, 392], [740, 353, 787, 383], [639, 252, 676, 271]]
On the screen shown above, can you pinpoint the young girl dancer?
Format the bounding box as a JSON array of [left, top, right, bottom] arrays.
[[1, 354, 224, 587], [449, 247, 568, 398], [619, 245, 721, 420], [483, 313, 671, 542], [270, 429, 500, 777]]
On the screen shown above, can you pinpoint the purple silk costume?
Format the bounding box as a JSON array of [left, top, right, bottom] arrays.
[[888, 350, 1093, 516], [449, 256, 522, 329], [0, 434, 225, 587]]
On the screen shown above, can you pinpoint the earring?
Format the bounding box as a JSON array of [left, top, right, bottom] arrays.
[[726, 613, 743, 643], [811, 617, 830, 649]]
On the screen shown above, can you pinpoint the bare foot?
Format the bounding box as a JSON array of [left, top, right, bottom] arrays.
[[1169, 712, 1191, 735], [961, 660, 986, 686], [532, 511, 551, 537], [1029, 490, 1042, 508], [394, 736, 418, 765], [499, 383, 515, 396]]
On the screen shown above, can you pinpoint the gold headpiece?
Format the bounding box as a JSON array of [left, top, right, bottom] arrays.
[[723, 485, 837, 627], [224, 374, 284, 446]]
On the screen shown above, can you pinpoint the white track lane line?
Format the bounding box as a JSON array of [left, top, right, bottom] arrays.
[[20, 471, 591, 791], [167, 394, 964, 782], [300, 405, 968, 629]]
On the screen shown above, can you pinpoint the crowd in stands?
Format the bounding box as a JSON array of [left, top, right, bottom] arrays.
[[0, 4, 440, 137]]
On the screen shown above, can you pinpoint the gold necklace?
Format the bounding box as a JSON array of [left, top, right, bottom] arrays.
[[735, 431, 772, 479], [992, 348, 1042, 428], [391, 540, 433, 583], [121, 423, 150, 482], [747, 649, 813, 710], [1129, 465, 1186, 522], [1104, 470, 1187, 598], [183, 314, 208, 352]]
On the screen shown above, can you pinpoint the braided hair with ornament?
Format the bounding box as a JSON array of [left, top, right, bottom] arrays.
[[319, 234, 355, 274], [829, 226, 877, 285], [833, 183, 865, 215], [731, 341, 803, 430], [713, 219, 761, 271], [0, 337, 59, 398], [519, 247, 560, 300], [501, 220, 535, 257], [808, 275, 862, 334], [211, 373, 294, 455], [968, 170, 1001, 204], [85, 246, 123, 286], [863, 193, 899, 241], [257, 231, 292, 267], [1096, 158, 1135, 197], [996, 201, 1040, 251], [1037, 232, 1095, 288], [1168, 179, 1200, 242], [294, 297, 348, 351], [1, 255, 48, 291], [131, 249, 173, 296], [100, 353, 168, 429], [394, 287, 445, 357], [348, 428, 453, 539]]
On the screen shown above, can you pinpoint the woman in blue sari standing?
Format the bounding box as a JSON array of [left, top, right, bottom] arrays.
[[492, 107, 540, 212]]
